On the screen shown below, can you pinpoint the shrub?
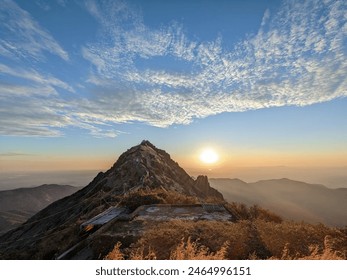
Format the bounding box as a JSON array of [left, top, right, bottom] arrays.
[[104, 237, 228, 260], [122, 220, 266, 259], [255, 220, 347, 259], [119, 188, 198, 211], [104, 242, 124, 260], [225, 203, 283, 223]]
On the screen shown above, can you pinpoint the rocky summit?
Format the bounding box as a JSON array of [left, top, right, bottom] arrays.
[[0, 140, 226, 259], [97, 140, 223, 200]]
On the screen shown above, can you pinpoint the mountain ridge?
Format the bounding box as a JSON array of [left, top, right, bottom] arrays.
[[0, 184, 78, 235], [209, 177, 347, 227], [0, 140, 224, 259]]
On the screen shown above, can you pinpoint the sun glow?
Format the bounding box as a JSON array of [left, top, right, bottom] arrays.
[[199, 148, 219, 164]]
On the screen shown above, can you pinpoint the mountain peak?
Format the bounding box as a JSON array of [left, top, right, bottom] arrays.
[[101, 141, 223, 200], [69, 141, 223, 204], [140, 139, 155, 147]]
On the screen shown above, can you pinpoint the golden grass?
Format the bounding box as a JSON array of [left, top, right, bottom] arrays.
[[104, 242, 124, 260], [105, 237, 228, 260], [119, 188, 198, 211], [105, 218, 346, 260], [104, 194, 346, 260], [170, 237, 229, 260]]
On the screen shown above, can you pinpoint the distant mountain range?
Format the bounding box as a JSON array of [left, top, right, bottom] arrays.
[[209, 178, 347, 227], [0, 184, 78, 235]]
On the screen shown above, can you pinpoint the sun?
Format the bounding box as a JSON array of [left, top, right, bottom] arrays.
[[199, 148, 219, 164]]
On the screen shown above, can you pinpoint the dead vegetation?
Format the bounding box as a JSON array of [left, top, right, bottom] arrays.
[[105, 237, 229, 260], [119, 188, 198, 211], [105, 197, 347, 260]]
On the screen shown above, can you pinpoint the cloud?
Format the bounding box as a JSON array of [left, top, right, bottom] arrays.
[[0, 152, 34, 157], [0, 0, 346, 138], [0, 64, 74, 94], [0, 65, 122, 137], [80, 0, 347, 129], [0, 0, 68, 61], [0, 0, 76, 139], [35, 0, 51, 11], [56, 0, 66, 8], [0, 90, 72, 137], [0, 62, 78, 137]]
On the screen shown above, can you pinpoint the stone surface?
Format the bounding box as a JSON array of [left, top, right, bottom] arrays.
[[133, 204, 233, 222]]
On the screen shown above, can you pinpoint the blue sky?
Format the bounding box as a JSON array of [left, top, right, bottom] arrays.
[[0, 0, 346, 175]]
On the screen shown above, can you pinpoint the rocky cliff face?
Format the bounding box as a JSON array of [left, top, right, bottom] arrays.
[[0, 140, 224, 259]]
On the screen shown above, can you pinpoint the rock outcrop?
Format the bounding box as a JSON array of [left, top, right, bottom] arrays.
[[195, 175, 223, 200]]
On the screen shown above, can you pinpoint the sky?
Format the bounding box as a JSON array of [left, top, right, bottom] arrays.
[[0, 0, 346, 186]]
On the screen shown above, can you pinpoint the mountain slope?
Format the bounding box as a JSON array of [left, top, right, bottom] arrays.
[[0, 141, 224, 259], [0, 184, 78, 235], [209, 178, 347, 227]]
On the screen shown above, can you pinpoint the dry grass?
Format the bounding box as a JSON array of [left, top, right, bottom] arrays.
[[104, 242, 124, 260], [225, 202, 283, 223], [105, 218, 347, 260], [170, 237, 229, 260], [105, 220, 267, 260], [132, 220, 237, 259], [105, 237, 228, 260], [298, 235, 345, 260], [104, 199, 347, 260], [119, 188, 198, 211], [254, 219, 347, 258]]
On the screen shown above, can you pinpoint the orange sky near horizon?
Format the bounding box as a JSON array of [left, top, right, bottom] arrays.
[[1, 149, 346, 173]]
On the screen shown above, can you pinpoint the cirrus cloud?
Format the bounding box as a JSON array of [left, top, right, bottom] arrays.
[[0, 0, 69, 61], [0, 0, 346, 137], [80, 0, 346, 129]]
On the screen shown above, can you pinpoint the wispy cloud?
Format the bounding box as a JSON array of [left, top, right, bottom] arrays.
[[0, 63, 74, 94], [0, 152, 35, 157], [0, 0, 346, 138], [0, 0, 75, 137], [56, 0, 67, 7], [0, 90, 73, 137], [0, 62, 77, 137], [0, 0, 68, 61], [35, 0, 51, 11], [81, 0, 346, 128]]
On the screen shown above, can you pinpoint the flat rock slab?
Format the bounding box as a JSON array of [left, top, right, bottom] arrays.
[[80, 207, 127, 230], [133, 204, 232, 222]]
